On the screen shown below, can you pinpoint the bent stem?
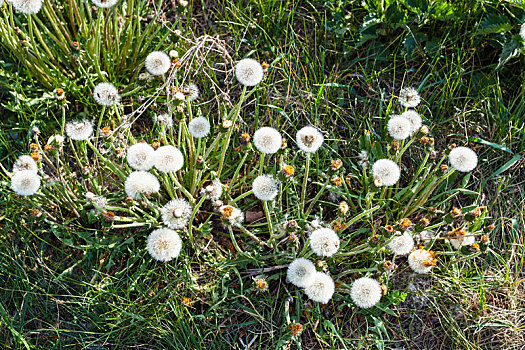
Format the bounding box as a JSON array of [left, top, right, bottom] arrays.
[[263, 200, 273, 237]]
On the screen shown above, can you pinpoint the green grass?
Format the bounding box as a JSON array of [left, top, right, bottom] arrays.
[[1, 0, 525, 349]]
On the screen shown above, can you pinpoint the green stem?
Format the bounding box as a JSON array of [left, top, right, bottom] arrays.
[[300, 154, 311, 216]]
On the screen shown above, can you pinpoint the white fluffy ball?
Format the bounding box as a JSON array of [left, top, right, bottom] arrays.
[[449, 147, 478, 172], [145, 51, 171, 76], [124, 171, 160, 199], [188, 117, 211, 138], [372, 159, 401, 187], [296, 126, 324, 153], [287, 258, 316, 288], [93, 83, 120, 106], [127, 143, 155, 171], [11, 170, 40, 196], [387, 115, 411, 140], [309, 228, 340, 257], [235, 58, 264, 86], [13, 155, 38, 174], [253, 127, 282, 154], [388, 231, 414, 256], [252, 175, 279, 201], [147, 228, 182, 262], [304, 272, 335, 304], [154, 146, 184, 172], [408, 249, 435, 274], [350, 277, 382, 309]]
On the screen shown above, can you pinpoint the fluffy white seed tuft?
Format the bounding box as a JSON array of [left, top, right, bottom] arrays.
[[93, 83, 120, 106], [287, 258, 316, 288], [521, 23, 525, 42], [235, 58, 264, 86], [11, 170, 40, 196], [372, 159, 400, 187], [304, 272, 335, 304], [65, 120, 94, 141], [448, 233, 475, 249], [296, 126, 324, 153], [13, 155, 38, 174], [184, 83, 200, 101], [145, 51, 171, 76], [387, 115, 412, 140], [309, 228, 340, 257], [201, 179, 223, 200], [154, 113, 173, 128], [448, 147, 478, 172], [146, 228, 182, 262], [10, 0, 42, 14], [399, 87, 421, 108], [388, 231, 414, 255], [253, 127, 282, 154], [91, 0, 118, 8], [153, 146, 184, 172], [127, 143, 155, 171], [188, 117, 211, 138], [350, 277, 382, 309], [252, 175, 279, 201], [124, 171, 160, 199], [400, 110, 422, 135], [161, 199, 193, 230], [408, 249, 435, 274]]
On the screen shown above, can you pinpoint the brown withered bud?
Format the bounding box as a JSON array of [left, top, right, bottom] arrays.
[[470, 243, 480, 252], [391, 141, 400, 150], [14, 26, 22, 35], [420, 136, 429, 145], [72, 41, 80, 51], [261, 62, 270, 72], [451, 207, 462, 217], [480, 235, 490, 245], [196, 156, 204, 164], [240, 133, 251, 144], [399, 218, 412, 230], [125, 196, 134, 204], [102, 211, 115, 221], [428, 138, 435, 147], [31, 152, 41, 161], [330, 158, 343, 171], [419, 217, 430, 227], [152, 141, 160, 150], [30, 143, 39, 152], [440, 164, 449, 172], [44, 144, 52, 152], [384, 225, 394, 233], [331, 175, 343, 186], [448, 143, 457, 151]]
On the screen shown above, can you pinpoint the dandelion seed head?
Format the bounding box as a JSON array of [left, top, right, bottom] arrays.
[[124, 171, 160, 199], [448, 233, 475, 249], [372, 159, 400, 187], [253, 127, 282, 154], [65, 120, 94, 141], [10, 0, 42, 14], [161, 198, 193, 230], [93, 83, 120, 106], [400, 110, 422, 135], [11, 170, 40, 196], [252, 175, 279, 201], [309, 228, 340, 257], [399, 87, 421, 108], [449, 147, 478, 172], [350, 277, 382, 308], [13, 155, 38, 174], [408, 249, 436, 274], [127, 143, 155, 171], [188, 117, 211, 138], [388, 231, 414, 255], [287, 258, 316, 288], [91, 0, 118, 8], [154, 113, 173, 128], [520, 23, 525, 42], [201, 179, 223, 200], [147, 228, 182, 262], [145, 51, 171, 76], [219, 205, 244, 226], [184, 83, 200, 101], [304, 272, 335, 304], [235, 58, 264, 86], [387, 115, 412, 140], [153, 146, 184, 172], [296, 126, 324, 153]]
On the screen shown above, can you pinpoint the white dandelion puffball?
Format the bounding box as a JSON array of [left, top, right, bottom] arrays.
[[296, 126, 324, 153], [154, 113, 173, 128], [399, 87, 421, 108], [127, 143, 155, 171], [287, 258, 316, 288], [188, 117, 211, 138], [184, 83, 200, 101], [11, 170, 40, 196], [235, 58, 264, 86], [124, 171, 160, 199], [252, 175, 279, 201], [387, 115, 412, 140], [449, 147, 478, 172], [388, 231, 414, 255], [65, 120, 94, 141], [13, 155, 38, 174], [401, 110, 422, 135], [449, 234, 475, 249], [145, 51, 171, 76], [350, 277, 382, 309], [521, 23, 525, 42], [219, 204, 244, 226], [161, 198, 193, 230], [147, 228, 182, 262], [408, 249, 435, 274], [372, 159, 401, 187], [93, 83, 120, 106], [10, 0, 42, 14], [91, 0, 118, 8], [202, 179, 223, 200], [304, 272, 335, 304], [253, 127, 282, 154], [154, 145, 184, 172], [309, 228, 340, 257]]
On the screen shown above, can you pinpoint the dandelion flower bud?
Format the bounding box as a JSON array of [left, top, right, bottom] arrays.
[[372, 159, 400, 186], [145, 51, 171, 76], [127, 143, 155, 171], [11, 170, 40, 196], [253, 127, 282, 154], [235, 58, 264, 86], [188, 117, 211, 138], [401, 110, 422, 135], [13, 155, 38, 174], [252, 175, 279, 201], [91, 0, 118, 8], [184, 83, 200, 101], [10, 0, 42, 14], [125, 171, 160, 199], [350, 277, 382, 309], [65, 120, 93, 141], [153, 145, 184, 172], [287, 258, 316, 288], [147, 228, 182, 262], [387, 115, 411, 140], [408, 248, 436, 274], [304, 272, 335, 304], [93, 83, 120, 106], [387, 231, 414, 255], [161, 198, 193, 230], [309, 228, 340, 257], [296, 126, 324, 153], [448, 146, 478, 172], [399, 87, 421, 108]]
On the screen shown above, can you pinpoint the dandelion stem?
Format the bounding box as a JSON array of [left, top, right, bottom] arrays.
[[263, 200, 273, 236], [300, 154, 311, 216]]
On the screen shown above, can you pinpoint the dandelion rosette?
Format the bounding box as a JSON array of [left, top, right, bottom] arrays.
[[399, 87, 421, 108], [287, 258, 316, 288], [93, 83, 120, 106], [188, 117, 211, 138], [145, 51, 171, 76], [387, 115, 412, 140], [252, 175, 279, 201], [387, 231, 414, 256], [309, 228, 340, 257], [304, 272, 335, 304], [350, 277, 382, 309], [154, 146, 184, 172], [448, 146, 478, 172], [124, 171, 160, 199], [408, 248, 436, 274], [11, 170, 40, 196], [147, 228, 182, 262], [235, 58, 264, 86], [253, 127, 282, 154], [161, 199, 193, 230], [400, 110, 422, 135], [127, 143, 155, 171], [372, 159, 401, 187], [296, 126, 324, 153], [13, 155, 38, 174]]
